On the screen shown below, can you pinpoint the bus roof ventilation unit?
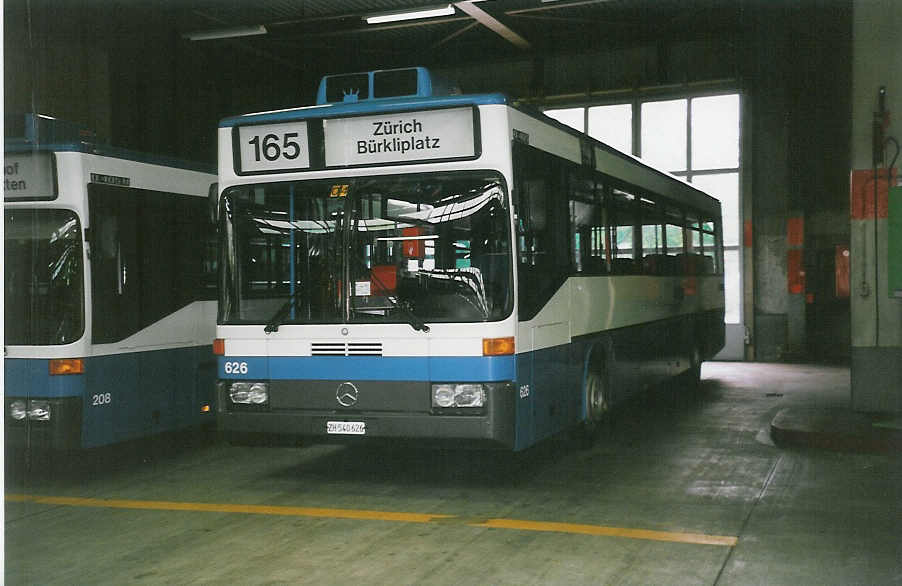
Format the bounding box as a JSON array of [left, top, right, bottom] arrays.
[[315, 67, 460, 105]]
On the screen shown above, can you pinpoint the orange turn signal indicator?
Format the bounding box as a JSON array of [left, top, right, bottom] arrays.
[[49, 358, 84, 376], [213, 338, 225, 356], [482, 336, 515, 356]]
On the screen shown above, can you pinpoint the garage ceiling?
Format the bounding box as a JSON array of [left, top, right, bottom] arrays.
[[184, 0, 742, 65], [9, 0, 743, 73]]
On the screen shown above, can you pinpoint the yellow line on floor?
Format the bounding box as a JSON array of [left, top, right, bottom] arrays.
[[7, 493, 737, 547], [475, 518, 738, 546], [6, 494, 449, 524]]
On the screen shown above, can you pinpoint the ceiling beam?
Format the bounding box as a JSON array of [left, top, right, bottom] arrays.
[[505, 0, 616, 16], [453, 1, 531, 50], [431, 21, 480, 49]]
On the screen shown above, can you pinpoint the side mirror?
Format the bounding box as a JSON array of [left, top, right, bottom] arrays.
[[208, 182, 219, 224]]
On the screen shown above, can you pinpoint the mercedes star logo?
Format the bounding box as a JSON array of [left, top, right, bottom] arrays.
[[336, 382, 359, 407]]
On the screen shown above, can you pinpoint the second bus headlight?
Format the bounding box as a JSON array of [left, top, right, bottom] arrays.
[[27, 400, 52, 421], [431, 384, 486, 409], [9, 400, 27, 421], [229, 382, 269, 405]]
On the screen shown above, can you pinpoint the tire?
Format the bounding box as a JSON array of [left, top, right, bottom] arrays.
[[572, 357, 611, 449], [586, 369, 610, 422]]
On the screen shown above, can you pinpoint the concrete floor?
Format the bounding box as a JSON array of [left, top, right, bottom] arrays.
[[5, 363, 902, 585]]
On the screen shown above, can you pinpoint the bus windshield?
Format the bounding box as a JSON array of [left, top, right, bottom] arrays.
[[220, 171, 513, 327], [5, 208, 85, 345]]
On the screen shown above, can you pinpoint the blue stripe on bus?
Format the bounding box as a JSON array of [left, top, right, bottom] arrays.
[[82, 348, 216, 448], [219, 94, 508, 128], [4, 358, 86, 398], [5, 348, 216, 449], [218, 355, 516, 382]]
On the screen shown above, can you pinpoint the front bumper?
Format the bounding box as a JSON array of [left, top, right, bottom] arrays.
[[217, 379, 517, 449]]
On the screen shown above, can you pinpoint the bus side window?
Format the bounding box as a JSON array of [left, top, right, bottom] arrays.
[[568, 171, 606, 275], [686, 214, 718, 275], [519, 178, 547, 267], [640, 197, 664, 275], [609, 188, 638, 274]]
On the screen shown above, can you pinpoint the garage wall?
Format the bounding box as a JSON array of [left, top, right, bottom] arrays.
[[4, 3, 112, 142], [4, 1, 854, 366], [850, 0, 902, 411]]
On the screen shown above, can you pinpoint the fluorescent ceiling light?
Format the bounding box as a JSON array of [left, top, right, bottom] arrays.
[[365, 5, 455, 25], [184, 25, 268, 41]]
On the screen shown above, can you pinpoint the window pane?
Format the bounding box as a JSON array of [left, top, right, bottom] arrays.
[[615, 226, 634, 259], [724, 249, 741, 324], [588, 104, 632, 154], [691, 94, 739, 170], [544, 108, 584, 132], [609, 189, 637, 273], [4, 209, 84, 345], [569, 173, 602, 273], [641, 99, 687, 172], [692, 173, 739, 247], [665, 223, 683, 251]]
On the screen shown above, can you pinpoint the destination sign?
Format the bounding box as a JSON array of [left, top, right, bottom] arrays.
[[324, 107, 476, 167], [4, 153, 56, 200], [237, 121, 310, 174]]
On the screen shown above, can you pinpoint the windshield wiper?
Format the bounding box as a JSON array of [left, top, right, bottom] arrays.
[[345, 225, 429, 333], [380, 290, 430, 333], [358, 263, 430, 333], [264, 289, 303, 334]]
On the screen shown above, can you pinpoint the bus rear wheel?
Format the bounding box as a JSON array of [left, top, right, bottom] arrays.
[[586, 370, 609, 422]]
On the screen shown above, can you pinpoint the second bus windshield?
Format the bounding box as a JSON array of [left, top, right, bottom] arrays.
[[220, 171, 513, 327]]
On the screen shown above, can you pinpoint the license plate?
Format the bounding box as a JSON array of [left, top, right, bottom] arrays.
[[326, 421, 366, 435]]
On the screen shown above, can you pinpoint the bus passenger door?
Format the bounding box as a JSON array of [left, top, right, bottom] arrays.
[[88, 185, 141, 445], [512, 142, 572, 448]]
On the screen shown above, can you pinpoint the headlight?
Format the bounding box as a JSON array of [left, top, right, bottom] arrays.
[[229, 381, 269, 405], [27, 400, 51, 421], [10, 400, 52, 421], [431, 383, 486, 409], [10, 400, 27, 421]]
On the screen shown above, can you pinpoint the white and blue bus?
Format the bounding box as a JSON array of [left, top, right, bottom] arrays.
[[212, 68, 724, 451], [4, 114, 218, 450]]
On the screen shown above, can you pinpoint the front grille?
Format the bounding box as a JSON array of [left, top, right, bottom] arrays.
[[311, 342, 383, 356]]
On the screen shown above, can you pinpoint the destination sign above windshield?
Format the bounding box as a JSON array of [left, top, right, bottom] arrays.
[[233, 107, 479, 174], [324, 107, 477, 167], [4, 153, 56, 200]]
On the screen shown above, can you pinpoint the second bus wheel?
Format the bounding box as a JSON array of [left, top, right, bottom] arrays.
[[586, 369, 610, 422]]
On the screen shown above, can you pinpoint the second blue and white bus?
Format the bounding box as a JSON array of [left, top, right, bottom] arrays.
[[5, 114, 218, 450], [212, 68, 724, 451]]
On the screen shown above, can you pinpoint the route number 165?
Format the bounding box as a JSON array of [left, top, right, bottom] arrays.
[[238, 121, 310, 173], [247, 133, 301, 162]]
